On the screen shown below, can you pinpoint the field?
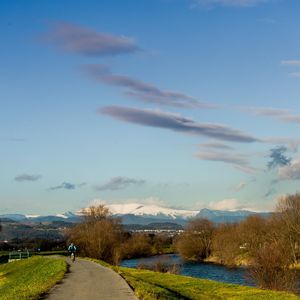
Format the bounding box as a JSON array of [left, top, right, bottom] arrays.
[[88, 258, 300, 300], [0, 256, 66, 300]]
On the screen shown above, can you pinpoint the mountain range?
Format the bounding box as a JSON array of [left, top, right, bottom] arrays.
[[0, 203, 270, 225]]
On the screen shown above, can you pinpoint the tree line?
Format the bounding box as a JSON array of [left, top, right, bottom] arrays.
[[67, 205, 172, 265], [176, 193, 300, 292], [68, 193, 300, 293]]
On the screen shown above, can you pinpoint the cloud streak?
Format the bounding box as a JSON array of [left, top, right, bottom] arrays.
[[281, 60, 300, 67], [49, 182, 86, 191], [83, 64, 215, 109], [95, 176, 145, 191], [100, 106, 259, 143], [244, 106, 300, 124], [289, 72, 300, 78], [193, 0, 268, 8], [208, 198, 251, 211], [41, 22, 139, 57], [200, 141, 234, 150], [14, 174, 42, 182], [281, 60, 300, 78], [234, 182, 247, 192], [195, 150, 256, 173]]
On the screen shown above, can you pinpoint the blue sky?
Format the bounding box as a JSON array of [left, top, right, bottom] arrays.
[[1, 0, 300, 214]]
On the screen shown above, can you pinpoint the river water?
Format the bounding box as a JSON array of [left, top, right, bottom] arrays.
[[121, 254, 255, 287]]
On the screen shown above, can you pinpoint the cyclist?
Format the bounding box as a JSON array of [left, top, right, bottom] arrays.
[[68, 242, 77, 262]]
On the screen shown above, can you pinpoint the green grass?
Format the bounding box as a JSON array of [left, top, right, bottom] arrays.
[[88, 258, 300, 300], [118, 267, 300, 300], [0, 256, 67, 300]]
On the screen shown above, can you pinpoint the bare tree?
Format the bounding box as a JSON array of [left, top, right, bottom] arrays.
[[238, 215, 268, 256], [83, 205, 111, 222], [247, 194, 300, 292], [68, 205, 123, 264], [212, 223, 242, 266], [176, 218, 214, 261], [276, 193, 300, 263]]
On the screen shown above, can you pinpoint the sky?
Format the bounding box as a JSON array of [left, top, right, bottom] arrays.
[[1, 0, 300, 214]]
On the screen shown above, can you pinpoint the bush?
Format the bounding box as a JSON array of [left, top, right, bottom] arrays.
[[137, 258, 180, 274], [249, 241, 297, 292], [121, 233, 153, 259]]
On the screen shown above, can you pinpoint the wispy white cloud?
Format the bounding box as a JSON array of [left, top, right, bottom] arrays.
[[234, 182, 247, 192], [200, 141, 234, 150], [281, 60, 300, 78], [278, 159, 300, 180], [195, 150, 257, 173], [192, 0, 268, 8], [289, 72, 300, 78], [208, 198, 253, 211], [281, 60, 300, 67], [243, 106, 300, 125]]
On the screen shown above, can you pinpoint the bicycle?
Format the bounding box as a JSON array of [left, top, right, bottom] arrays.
[[70, 252, 75, 262]]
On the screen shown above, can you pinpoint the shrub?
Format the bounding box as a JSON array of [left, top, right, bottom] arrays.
[[137, 258, 180, 274], [249, 241, 297, 292], [121, 233, 153, 259]]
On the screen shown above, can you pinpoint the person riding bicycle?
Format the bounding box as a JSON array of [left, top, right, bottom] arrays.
[[68, 242, 77, 261]]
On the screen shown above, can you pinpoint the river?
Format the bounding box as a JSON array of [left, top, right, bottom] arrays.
[[121, 254, 255, 287]]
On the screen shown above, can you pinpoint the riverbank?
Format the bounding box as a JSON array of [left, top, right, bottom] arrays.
[[204, 254, 251, 267], [89, 258, 300, 299], [121, 253, 256, 287], [205, 255, 300, 271]]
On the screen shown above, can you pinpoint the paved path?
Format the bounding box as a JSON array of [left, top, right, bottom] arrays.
[[46, 258, 138, 300]]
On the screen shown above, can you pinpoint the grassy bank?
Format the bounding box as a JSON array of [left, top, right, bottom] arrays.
[[88, 258, 300, 299], [0, 256, 67, 300]]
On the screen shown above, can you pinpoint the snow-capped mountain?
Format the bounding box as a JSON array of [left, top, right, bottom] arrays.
[[0, 203, 269, 225], [106, 203, 198, 219]]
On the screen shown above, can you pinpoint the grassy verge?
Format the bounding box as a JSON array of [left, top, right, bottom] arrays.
[[87, 258, 300, 300], [0, 256, 67, 300], [35, 250, 69, 256]]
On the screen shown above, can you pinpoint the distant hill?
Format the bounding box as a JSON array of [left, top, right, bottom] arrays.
[[119, 214, 187, 225], [0, 214, 27, 222], [196, 208, 271, 223], [123, 222, 183, 231]]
